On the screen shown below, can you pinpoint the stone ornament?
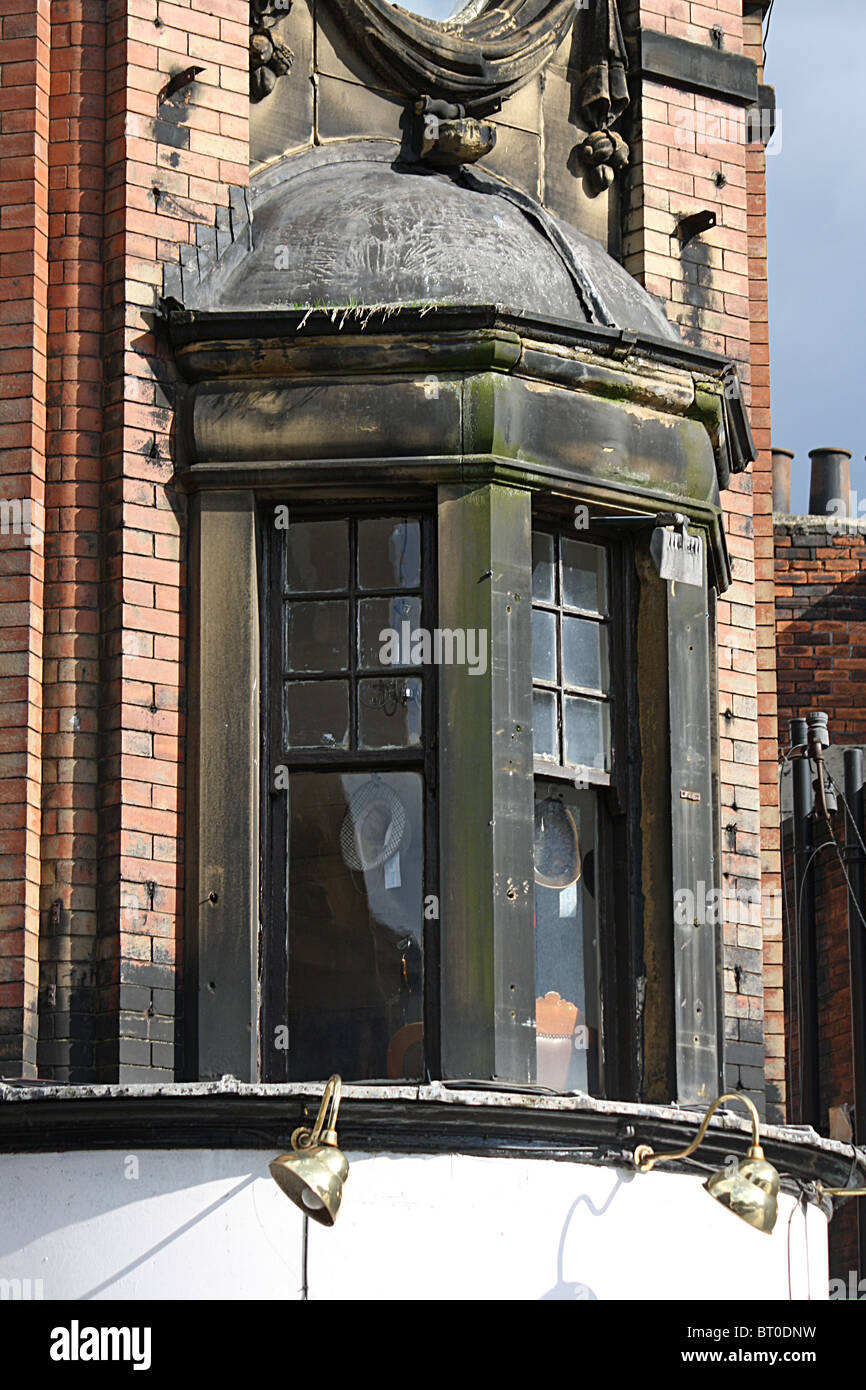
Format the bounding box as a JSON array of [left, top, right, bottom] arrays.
[[250, 0, 295, 102], [576, 0, 631, 194], [248, 0, 632, 185], [414, 96, 497, 167], [325, 0, 586, 112], [578, 128, 629, 193]]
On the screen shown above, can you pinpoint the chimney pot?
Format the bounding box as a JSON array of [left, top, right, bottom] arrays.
[[771, 447, 794, 514], [808, 448, 851, 518]]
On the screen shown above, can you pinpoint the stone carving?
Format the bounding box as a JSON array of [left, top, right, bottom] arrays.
[[326, 0, 582, 113], [575, 1, 631, 194], [414, 97, 497, 167], [578, 127, 629, 193], [250, 0, 294, 102]]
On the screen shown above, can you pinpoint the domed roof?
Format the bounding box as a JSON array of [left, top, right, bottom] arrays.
[[196, 143, 679, 342]]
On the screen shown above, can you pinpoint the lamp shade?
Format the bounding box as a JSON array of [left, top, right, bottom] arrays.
[[705, 1146, 780, 1235]]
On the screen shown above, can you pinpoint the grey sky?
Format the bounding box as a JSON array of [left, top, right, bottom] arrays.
[[765, 0, 866, 514]]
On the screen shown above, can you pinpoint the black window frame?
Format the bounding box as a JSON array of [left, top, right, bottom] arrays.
[[529, 504, 642, 1101], [260, 501, 441, 1084], [254, 491, 695, 1106]]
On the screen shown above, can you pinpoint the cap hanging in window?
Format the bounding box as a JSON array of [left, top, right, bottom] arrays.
[[340, 778, 408, 873], [534, 797, 582, 890]]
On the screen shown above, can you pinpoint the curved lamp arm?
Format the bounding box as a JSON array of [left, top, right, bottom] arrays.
[[816, 1181, 866, 1199], [291, 1075, 343, 1152], [634, 1092, 763, 1172]]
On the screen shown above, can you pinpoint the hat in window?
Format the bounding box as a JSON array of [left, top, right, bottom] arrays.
[[340, 779, 408, 872], [534, 797, 581, 890]]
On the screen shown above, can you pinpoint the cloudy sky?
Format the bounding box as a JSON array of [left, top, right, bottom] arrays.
[[765, 0, 866, 514]]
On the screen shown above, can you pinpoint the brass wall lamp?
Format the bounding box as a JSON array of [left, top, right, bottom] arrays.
[[633, 1092, 781, 1235], [269, 1075, 349, 1227]]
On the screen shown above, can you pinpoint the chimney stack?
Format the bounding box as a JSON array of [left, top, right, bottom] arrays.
[[771, 447, 794, 514], [809, 448, 851, 518]]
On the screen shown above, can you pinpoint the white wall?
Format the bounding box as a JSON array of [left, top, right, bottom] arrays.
[[0, 1148, 828, 1301]]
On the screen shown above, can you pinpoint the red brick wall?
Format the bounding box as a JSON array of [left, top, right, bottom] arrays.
[[776, 527, 866, 742], [0, 0, 248, 1079], [38, 0, 105, 1077], [622, 0, 777, 1111], [775, 522, 866, 1276], [0, 0, 50, 1078], [98, 0, 248, 1079], [781, 806, 858, 1282], [743, 4, 784, 1118]]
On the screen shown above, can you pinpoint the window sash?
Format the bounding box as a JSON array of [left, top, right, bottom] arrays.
[[262, 505, 439, 1084]]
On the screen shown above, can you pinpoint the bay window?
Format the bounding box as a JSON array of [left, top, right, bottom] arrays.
[[179, 304, 746, 1110]]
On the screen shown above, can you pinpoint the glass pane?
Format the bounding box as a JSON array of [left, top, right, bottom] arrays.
[[286, 680, 349, 749], [358, 677, 422, 748], [532, 532, 555, 603], [358, 519, 421, 590], [562, 539, 607, 614], [533, 783, 601, 1094], [286, 600, 349, 673], [285, 520, 349, 593], [358, 596, 422, 670], [531, 608, 557, 685], [532, 688, 558, 761], [287, 770, 424, 1082], [563, 695, 609, 772], [562, 616, 607, 693]]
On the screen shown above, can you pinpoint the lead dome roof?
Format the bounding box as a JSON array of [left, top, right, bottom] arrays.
[[193, 143, 679, 343]]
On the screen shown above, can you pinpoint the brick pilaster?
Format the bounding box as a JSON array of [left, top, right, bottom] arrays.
[[742, 1, 783, 1119], [97, 0, 248, 1080], [620, 0, 767, 1107], [36, 0, 106, 1080], [0, 0, 50, 1078]]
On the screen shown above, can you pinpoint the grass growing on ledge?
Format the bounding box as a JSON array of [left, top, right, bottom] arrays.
[[292, 299, 442, 331]]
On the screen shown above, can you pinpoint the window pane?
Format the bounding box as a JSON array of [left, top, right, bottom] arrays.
[[562, 616, 607, 693], [358, 596, 422, 670], [358, 677, 422, 748], [286, 600, 349, 673], [285, 520, 349, 593], [563, 694, 609, 771], [358, 518, 421, 590], [532, 688, 558, 761], [286, 680, 350, 749], [531, 608, 557, 685], [287, 770, 424, 1082], [562, 539, 607, 614], [534, 784, 602, 1094], [532, 532, 555, 602]]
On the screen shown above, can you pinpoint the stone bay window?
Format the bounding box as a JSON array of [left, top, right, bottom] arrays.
[[7, 0, 863, 1308], [175, 144, 754, 1106]]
